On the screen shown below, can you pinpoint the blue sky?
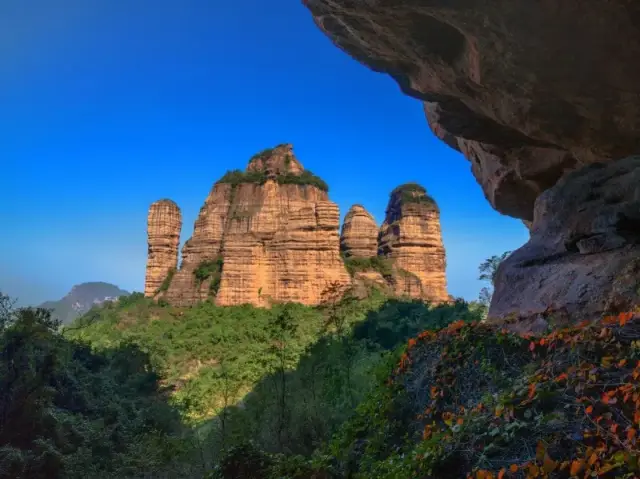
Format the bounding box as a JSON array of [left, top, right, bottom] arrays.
[[0, 0, 528, 306]]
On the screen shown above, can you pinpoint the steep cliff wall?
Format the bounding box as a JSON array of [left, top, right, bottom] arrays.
[[378, 184, 448, 303], [144, 200, 182, 297], [161, 144, 350, 307]]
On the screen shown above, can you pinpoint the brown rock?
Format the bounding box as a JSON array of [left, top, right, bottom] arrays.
[[378, 184, 449, 303], [305, 0, 640, 220], [246, 143, 303, 176], [144, 200, 182, 297], [163, 145, 350, 307], [162, 184, 234, 305], [340, 204, 378, 258], [489, 156, 640, 324]]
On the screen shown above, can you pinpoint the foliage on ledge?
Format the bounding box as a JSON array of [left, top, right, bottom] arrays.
[[342, 254, 394, 279], [216, 169, 329, 192], [193, 257, 224, 296], [158, 267, 176, 293], [391, 182, 438, 209]]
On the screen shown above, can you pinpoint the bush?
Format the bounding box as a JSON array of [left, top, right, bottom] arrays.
[[0, 303, 184, 478], [326, 313, 640, 478], [159, 268, 176, 293], [216, 170, 329, 192], [391, 182, 438, 209], [194, 257, 224, 293], [343, 255, 394, 279]]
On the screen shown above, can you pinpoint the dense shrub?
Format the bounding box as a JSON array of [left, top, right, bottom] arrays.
[[0, 303, 184, 478], [194, 257, 224, 296], [324, 313, 640, 478], [216, 169, 329, 192], [342, 255, 394, 279], [391, 182, 438, 209]]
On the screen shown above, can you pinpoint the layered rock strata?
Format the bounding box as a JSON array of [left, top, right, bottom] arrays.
[[161, 144, 351, 307], [340, 205, 379, 258], [378, 184, 449, 303], [490, 157, 640, 327], [144, 200, 182, 297]]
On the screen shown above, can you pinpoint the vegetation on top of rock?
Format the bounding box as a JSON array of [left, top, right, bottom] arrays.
[[216, 169, 269, 187], [391, 182, 438, 209], [216, 169, 329, 192], [342, 254, 394, 279]]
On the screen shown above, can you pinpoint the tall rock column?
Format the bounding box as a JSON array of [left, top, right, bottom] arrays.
[[144, 199, 182, 297], [378, 184, 449, 303], [340, 204, 378, 258]]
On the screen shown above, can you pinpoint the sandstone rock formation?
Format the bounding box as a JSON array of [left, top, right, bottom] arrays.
[[304, 0, 640, 221], [304, 0, 640, 323], [340, 205, 378, 258], [144, 200, 182, 297], [378, 184, 449, 303], [160, 144, 350, 307], [490, 157, 640, 327]]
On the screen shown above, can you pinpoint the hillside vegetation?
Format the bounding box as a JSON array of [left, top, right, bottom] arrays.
[[5, 284, 640, 478]]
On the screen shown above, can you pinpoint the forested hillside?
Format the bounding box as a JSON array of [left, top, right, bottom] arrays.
[[4, 287, 640, 478]]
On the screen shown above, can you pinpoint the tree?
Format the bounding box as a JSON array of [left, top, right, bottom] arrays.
[[268, 305, 298, 451], [0, 292, 15, 332], [478, 251, 511, 308], [478, 251, 512, 286]]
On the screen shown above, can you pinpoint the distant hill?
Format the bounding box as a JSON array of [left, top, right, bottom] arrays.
[[40, 282, 130, 324]]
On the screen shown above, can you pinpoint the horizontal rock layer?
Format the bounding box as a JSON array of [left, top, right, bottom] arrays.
[[144, 200, 182, 297], [378, 185, 449, 303], [162, 146, 351, 307], [340, 204, 379, 258]]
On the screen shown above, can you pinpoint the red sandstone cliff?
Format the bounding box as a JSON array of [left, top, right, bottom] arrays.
[[159, 144, 350, 307]]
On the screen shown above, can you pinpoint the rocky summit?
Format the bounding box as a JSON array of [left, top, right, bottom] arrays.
[[304, 0, 640, 324], [145, 145, 450, 307]]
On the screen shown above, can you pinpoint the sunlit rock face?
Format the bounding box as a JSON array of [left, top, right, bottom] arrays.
[[157, 144, 350, 307], [378, 184, 449, 304], [144, 200, 182, 298]]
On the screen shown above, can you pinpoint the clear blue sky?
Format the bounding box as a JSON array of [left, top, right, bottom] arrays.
[[0, 0, 528, 306]]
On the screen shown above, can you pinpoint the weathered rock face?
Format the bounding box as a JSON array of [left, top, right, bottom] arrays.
[[161, 145, 350, 307], [246, 143, 304, 176], [378, 184, 448, 303], [340, 204, 378, 258], [305, 0, 640, 221], [144, 200, 182, 297], [490, 157, 640, 327]]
